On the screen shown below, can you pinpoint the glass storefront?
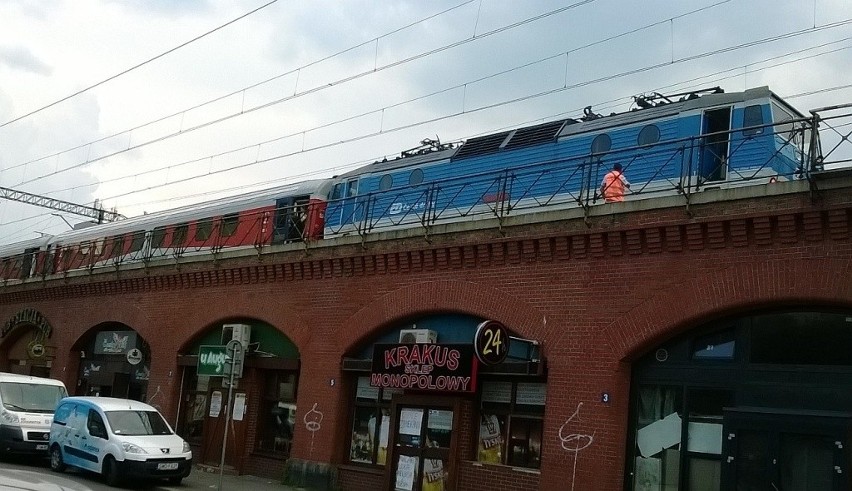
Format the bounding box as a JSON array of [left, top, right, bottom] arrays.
[[627, 309, 852, 491]]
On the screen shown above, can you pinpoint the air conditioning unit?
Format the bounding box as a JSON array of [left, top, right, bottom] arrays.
[[398, 329, 437, 344], [222, 323, 251, 348]]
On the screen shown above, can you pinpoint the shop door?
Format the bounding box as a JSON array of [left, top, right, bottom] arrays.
[[200, 386, 248, 471], [722, 409, 850, 490], [387, 396, 459, 491]]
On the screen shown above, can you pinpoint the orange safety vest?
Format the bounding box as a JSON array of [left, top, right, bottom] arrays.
[[602, 171, 626, 202]]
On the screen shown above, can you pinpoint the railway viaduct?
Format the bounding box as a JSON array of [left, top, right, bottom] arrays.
[[1, 172, 850, 490]]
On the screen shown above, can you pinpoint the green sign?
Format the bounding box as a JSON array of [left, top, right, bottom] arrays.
[[198, 345, 228, 376]]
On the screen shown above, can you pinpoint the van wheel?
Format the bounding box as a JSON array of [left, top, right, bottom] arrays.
[[102, 456, 121, 486], [49, 445, 65, 472]]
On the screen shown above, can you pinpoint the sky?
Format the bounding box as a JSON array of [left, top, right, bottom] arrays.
[[0, 0, 851, 246]]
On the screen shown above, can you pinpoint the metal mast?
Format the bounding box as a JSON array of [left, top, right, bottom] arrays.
[[0, 186, 124, 223]]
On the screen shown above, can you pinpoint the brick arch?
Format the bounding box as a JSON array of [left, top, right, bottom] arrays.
[[176, 305, 311, 356], [606, 257, 852, 361], [64, 303, 153, 348], [337, 279, 547, 355]]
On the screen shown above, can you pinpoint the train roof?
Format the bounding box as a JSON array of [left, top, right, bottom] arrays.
[[0, 236, 52, 259], [50, 178, 332, 244], [340, 86, 805, 176]]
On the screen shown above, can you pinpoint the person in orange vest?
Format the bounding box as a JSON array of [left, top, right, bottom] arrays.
[[600, 163, 631, 202]]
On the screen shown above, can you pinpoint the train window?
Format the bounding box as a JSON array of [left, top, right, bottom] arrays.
[[409, 168, 424, 186], [590, 134, 611, 154], [347, 179, 359, 197], [109, 236, 124, 259], [742, 105, 764, 136], [195, 219, 213, 241], [129, 231, 145, 253], [637, 125, 660, 146], [172, 224, 188, 247], [151, 227, 166, 249], [331, 183, 343, 200], [379, 174, 393, 191], [220, 214, 240, 237]]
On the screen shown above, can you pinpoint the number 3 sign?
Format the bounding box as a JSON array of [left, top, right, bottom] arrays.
[[474, 320, 510, 366]]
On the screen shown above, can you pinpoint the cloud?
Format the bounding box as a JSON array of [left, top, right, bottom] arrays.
[[0, 45, 52, 75]]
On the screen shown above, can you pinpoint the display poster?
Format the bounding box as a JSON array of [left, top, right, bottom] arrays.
[[209, 390, 222, 418], [427, 409, 453, 431], [395, 455, 417, 491], [356, 377, 380, 400], [422, 457, 447, 491], [516, 383, 547, 405], [478, 414, 503, 463], [382, 388, 404, 401], [687, 422, 722, 454], [233, 393, 246, 421], [481, 381, 512, 403], [399, 408, 423, 436], [378, 413, 390, 465]]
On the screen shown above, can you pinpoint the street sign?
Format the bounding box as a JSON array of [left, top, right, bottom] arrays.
[[223, 339, 245, 379], [198, 345, 228, 376], [474, 320, 510, 366]]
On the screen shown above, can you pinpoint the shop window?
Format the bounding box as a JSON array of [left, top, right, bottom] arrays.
[[750, 311, 852, 366], [478, 380, 545, 469], [177, 370, 207, 445], [632, 385, 683, 490], [256, 371, 298, 456], [692, 329, 735, 360], [348, 376, 401, 466], [685, 389, 732, 489]]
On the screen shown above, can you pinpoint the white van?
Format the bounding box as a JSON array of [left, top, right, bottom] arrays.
[[49, 396, 192, 486], [0, 372, 67, 456]]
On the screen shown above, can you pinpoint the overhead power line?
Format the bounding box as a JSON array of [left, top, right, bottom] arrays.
[[4, 0, 599, 183], [0, 0, 279, 129]]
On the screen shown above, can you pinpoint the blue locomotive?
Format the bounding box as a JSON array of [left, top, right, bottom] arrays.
[[0, 86, 813, 280]]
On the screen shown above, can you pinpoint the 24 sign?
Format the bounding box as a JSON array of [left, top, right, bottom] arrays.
[[474, 320, 510, 366]]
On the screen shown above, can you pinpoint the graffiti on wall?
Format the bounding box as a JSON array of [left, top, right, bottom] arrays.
[[303, 403, 323, 456], [558, 402, 595, 491]]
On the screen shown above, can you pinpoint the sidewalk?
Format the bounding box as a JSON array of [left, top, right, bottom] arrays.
[[185, 465, 304, 490]]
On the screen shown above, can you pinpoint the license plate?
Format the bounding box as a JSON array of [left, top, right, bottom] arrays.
[[36, 444, 47, 450], [157, 462, 179, 471]]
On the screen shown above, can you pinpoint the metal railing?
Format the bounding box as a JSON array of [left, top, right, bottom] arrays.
[[2, 106, 850, 286]]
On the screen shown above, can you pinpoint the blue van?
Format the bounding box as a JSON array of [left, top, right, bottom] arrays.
[[48, 396, 192, 486]]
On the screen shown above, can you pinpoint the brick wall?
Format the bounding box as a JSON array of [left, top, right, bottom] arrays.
[[0, 179, 850, 490]]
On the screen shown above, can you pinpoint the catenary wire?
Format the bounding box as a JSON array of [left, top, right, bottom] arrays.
[[0, 0, 279, 129]]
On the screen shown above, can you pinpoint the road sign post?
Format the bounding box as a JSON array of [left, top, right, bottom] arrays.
[[218, 339, 243, 491]]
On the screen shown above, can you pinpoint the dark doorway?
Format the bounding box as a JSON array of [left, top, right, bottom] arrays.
[[722, 408, 850, 491], [700, 107, 732, 182]]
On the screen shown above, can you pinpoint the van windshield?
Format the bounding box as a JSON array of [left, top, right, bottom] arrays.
[[105, 410, 173, 436], [0, 382, 67, 413]]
